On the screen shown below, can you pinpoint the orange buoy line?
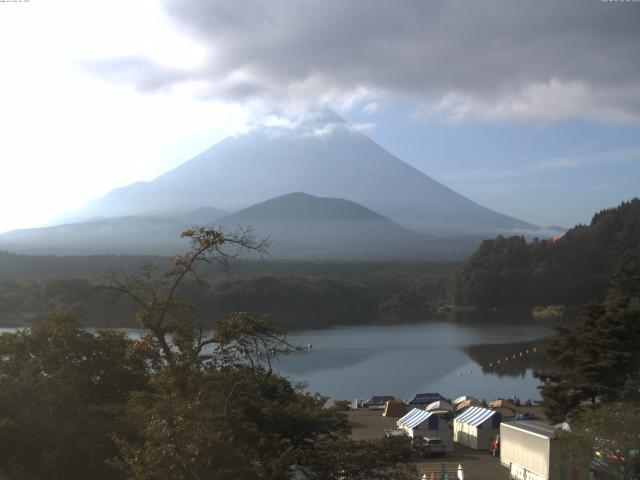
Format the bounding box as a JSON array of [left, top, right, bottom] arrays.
[[458, 345, 540, 377]]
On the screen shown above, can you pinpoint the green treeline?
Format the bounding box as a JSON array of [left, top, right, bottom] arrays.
[[531, 254, 640, 478], [0, 250, 449, 283], [0, 227, 419, 479], [0, 268, 454, 329], [2, 198, 638, 325], [448, 198, 640, 307], [0, 251, 163, 281], [537, 252, 640, 420]]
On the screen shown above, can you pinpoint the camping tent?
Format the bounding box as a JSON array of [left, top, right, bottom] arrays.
[[397, 408, 453, 451], [453, 406, 502, 450], [363, 395, 395, 409], [454, 399, 481, 413], [489, 398, 517, 410], [453, 395, 476, 406], [426, 400, 453, 413], [492, 407, 516, 422], [383, 399, 408, 417], [407, 392, 447, 407]]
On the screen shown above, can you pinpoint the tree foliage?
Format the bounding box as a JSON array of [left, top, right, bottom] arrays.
[[449, 198, 640, 306], [0, 313, 157, 480], [558, 403, 640, 480], [536, 253, 640, 422], [0, 267, 454, 329], [0, 227, 417, 479]]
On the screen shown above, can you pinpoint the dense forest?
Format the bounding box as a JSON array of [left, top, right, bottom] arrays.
[[2, 198, 638, 326], [0, 228, 418, 480], [530, 252, 640, 478], [0, 251, 446, 282], [448, 198, 640, 307], [1, 221, 637, 478], [0, 260, 454, 329]]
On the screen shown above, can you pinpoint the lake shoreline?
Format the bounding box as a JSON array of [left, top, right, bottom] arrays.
[[3, 319, 555, 401], [0, 305, 572, 332]]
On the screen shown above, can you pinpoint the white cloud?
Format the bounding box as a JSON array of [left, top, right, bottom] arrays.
[[363, 102, 379, 114], [2, 0, 639, 233], [86, 0, 640, 125], [235, 110, 371, 140], [0, 0, 249, 233], [351, 122, 376, 133], [426, 79, 640, 125], [260, 115, 298, 130], [310, 123, 342, 138], [443, 147, 640, 182]]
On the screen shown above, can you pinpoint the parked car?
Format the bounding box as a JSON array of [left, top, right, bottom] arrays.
[[489, 433, 500, 456], [384, 428, 406, 439], [515, 412, 536, 421], [414, 436, 446, 458]]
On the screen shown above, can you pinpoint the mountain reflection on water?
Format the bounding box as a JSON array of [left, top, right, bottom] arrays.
[[464, 338, 552, 378], [0, 315, 559, 402], [274, 318, 558, 402]]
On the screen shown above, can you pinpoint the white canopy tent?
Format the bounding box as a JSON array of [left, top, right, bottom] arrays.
[[397, 408, 453, 451], [453, 406, 501, 450]]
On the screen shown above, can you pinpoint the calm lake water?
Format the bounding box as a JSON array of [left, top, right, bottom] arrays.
[[273, 319, 556, 402], [1, 317, 557, 402]]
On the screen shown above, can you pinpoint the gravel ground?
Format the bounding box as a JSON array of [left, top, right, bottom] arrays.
[[347, 409, 525, 480]]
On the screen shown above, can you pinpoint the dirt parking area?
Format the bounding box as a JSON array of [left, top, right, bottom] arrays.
[[413, 448, 509, 480], [347, 409, 511, 480]]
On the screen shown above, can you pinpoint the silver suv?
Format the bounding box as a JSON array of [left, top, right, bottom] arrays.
[[415, 436, 446, 458]]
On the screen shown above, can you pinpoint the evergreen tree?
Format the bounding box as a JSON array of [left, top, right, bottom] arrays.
[[449, 198, 640, 307], [537, 254, 640, 422]]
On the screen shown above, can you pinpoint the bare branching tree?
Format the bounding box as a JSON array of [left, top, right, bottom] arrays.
[[212, 312, 298, 371], [104, 226, 294, 370]]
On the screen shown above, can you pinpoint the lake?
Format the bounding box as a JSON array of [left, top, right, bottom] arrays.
[[1, 316, 557, 403], [273, 319, 556, 402]]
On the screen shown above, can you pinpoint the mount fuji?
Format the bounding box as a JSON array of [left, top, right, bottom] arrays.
[[59, 111, 536, 237], [0, 112, 540, 259]]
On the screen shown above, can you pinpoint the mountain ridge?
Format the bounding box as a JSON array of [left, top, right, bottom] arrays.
[[56, 112, 538, 237], [0, 192, 481, 260]]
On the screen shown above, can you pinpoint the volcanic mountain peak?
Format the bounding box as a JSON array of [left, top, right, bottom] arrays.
[[57, 111, 538, 237], [221, 192, 389, 223]]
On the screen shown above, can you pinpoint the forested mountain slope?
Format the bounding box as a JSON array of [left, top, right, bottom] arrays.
[[448, 198, 640, 306]]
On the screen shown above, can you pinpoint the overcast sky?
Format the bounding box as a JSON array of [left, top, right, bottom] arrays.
[[1, 0, 639, 232]]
